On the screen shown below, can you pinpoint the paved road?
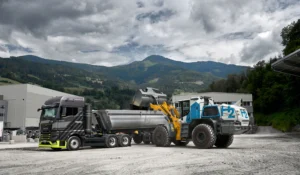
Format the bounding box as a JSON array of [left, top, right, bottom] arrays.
[[0, 134, 300, 175]]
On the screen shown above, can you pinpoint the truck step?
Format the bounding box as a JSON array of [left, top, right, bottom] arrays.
[[180, 123, 189, 138]]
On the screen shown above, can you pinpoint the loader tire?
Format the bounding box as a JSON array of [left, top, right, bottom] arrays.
[[133, 134, 142, 144], [173, 140, 190, 146], [215, 135, 234, 148], [192, 124, 216, 149], [152, 125, 171, 147]]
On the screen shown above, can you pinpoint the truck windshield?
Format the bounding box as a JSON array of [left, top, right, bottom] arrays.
[[41, 107, 58, 120]]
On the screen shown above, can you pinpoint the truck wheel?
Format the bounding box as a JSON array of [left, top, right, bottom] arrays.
[[173, 140, 189, 146], [192, 124, 216, 149], [152, 125, 171, 147], [133, 134, 142, 144], [215, 135, 234, 148], [105, 135, 118, 148], [67, 136, 81, 151], [118, 134, 131, 147]]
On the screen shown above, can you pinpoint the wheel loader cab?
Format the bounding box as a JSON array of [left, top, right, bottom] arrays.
[[176, 96, 218, 123]]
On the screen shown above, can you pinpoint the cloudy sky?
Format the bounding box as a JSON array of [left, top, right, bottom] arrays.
[[0, 0, 300, 67]]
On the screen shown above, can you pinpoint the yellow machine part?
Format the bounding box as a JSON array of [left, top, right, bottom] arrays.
[[150, 102, 181, 141]]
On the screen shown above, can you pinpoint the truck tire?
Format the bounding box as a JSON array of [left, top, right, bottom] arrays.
[[215, 135, 234, 148], [105, 135, 118, 148], [152, 125, 171, 147], [192, 124, 216, 149], [133, 134, 142, 144], [173, 140, 190, 146], [118, 134, 131, 147], [67, 136, 81, 151]]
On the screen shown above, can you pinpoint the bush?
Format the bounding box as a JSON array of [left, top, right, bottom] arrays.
[[255, 109, 300, 132]]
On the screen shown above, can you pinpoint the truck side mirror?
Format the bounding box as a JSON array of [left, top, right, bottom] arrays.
[[37, 108, 41, 112]]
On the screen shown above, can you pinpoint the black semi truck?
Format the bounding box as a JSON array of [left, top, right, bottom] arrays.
[[38, 88, 169, 150]]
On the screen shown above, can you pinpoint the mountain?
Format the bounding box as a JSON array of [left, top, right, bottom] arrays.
[[0, 55, 249, 108], [143, 55, 248, 78]]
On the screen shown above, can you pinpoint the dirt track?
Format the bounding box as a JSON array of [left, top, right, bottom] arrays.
[[1, 133, 300, 175]]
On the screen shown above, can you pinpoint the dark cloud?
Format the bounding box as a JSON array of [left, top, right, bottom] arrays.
[[190, 1, 251, 33], [240, 33, 281, 63], [218, 32, 254, 40], [5, 44, 33, 53], [136, 1, 144, 8], [0, 0, 112, 37], [136, 9, 175, 23]]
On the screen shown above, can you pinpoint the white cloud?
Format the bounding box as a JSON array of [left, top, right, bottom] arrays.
[[0, 0, 300, 67]]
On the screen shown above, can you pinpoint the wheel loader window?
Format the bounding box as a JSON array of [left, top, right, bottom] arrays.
[[203, 106, 219, 117]]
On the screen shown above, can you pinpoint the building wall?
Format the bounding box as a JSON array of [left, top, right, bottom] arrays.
[[0, 84, 27, 129], [0, 84, 77, 129], [0, 100, 8, 123]]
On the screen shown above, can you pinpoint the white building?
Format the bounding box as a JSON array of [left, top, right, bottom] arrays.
[[172, 92, 254, 124], [0, 84, 77, 130]]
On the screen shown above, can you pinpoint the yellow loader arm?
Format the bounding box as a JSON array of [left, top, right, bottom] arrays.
[[150, 102, 181, 141]]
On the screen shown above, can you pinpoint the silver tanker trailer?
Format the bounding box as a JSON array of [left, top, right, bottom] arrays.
[[38, 87, 169, 150]]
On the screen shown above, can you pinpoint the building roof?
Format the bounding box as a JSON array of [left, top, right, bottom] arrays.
[[172, 92, 252, 102], [0, 83, 78, 97], [271, 48, 300, 77]]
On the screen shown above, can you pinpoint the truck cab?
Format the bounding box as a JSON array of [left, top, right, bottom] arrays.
[[38, 96, 134, 150]]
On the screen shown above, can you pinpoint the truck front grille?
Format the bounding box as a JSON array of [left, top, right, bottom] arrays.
[[40, 134, 51, 141]]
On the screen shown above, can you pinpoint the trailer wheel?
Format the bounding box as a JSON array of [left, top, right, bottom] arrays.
[[118, 134, 131, 147], [152, 125, 171, 147], [173, 140, 190, 146], [133, 134, 142, 144], [67, 136, 81, 151], [215, 135, 234, 148], [105, 135, 118, 148], [192, 124, 216, 149]]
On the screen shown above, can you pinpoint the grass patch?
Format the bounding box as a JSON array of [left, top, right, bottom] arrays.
[[0, 77, 20, 85], [27, 74, 40, 80]]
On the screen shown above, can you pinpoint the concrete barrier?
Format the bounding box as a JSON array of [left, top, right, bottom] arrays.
[[12, 135, 27, 143]]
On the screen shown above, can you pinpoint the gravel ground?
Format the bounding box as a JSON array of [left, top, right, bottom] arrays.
[[0, 133, 300, 175]]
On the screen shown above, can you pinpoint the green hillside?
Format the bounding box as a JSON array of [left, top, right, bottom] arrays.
[[0, 54, 248, 109]]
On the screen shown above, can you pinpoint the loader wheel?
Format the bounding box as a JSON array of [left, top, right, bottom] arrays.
[[152, 125, 171, 147], [192, 124, 216, 149], [173, 140, 190, 146], [215, 135, 234, 148], [67, 136, 81, 151], [133, 134, 142, 144], [118, 134, 131, 147], [105, 135, 118, 148]]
